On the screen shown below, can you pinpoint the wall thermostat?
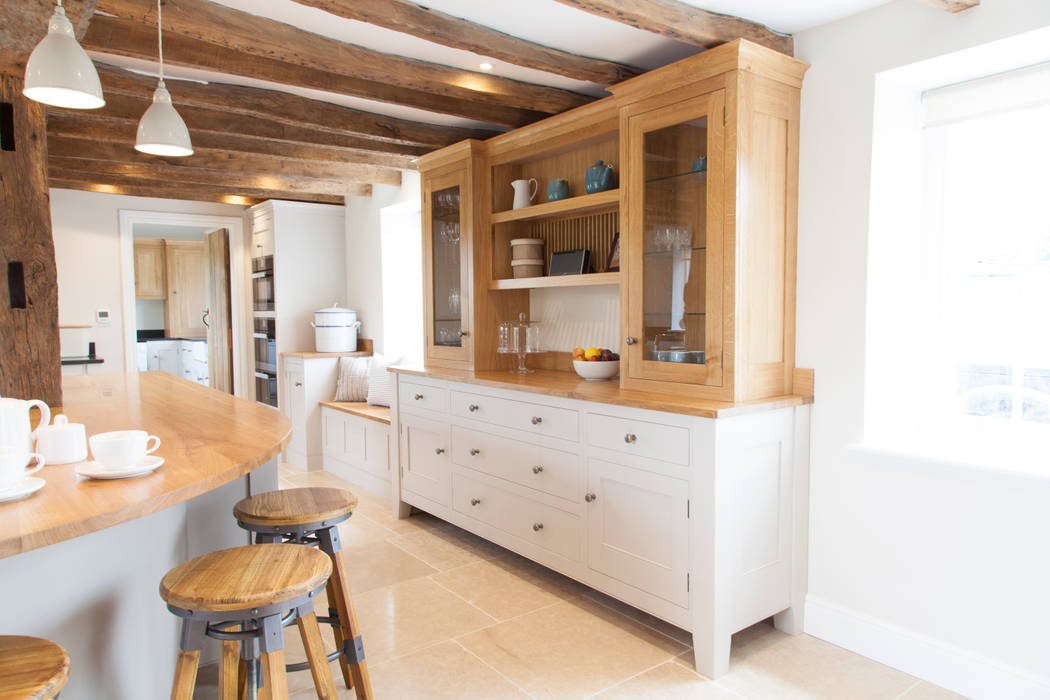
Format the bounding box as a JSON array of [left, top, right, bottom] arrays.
[[96, 309, 111, 325]]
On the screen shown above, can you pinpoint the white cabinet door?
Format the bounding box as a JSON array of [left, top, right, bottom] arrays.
[[156, 343, 180, 376], [285, 369, 306, 460], [586, 458, 690, 607], [136, 343, 148, 372], [399, 413, 450, 506]]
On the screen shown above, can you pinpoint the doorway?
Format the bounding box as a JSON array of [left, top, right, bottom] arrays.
[[118, 211, 251, 398]]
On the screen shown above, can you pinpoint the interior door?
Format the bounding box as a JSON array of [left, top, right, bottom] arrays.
[[204, 228, 233, 393], [164, 240, 208, 339]]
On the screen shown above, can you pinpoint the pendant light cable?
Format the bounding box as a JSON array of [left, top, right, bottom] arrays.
[[135, 0, 193, 156], [156, 0, 164, 84]]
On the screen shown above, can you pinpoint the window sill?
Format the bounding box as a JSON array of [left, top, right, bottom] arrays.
[[846, 435, 1050, 482]]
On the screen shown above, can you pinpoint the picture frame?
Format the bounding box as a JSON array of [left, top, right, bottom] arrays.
[[605, 233, 620, 272]]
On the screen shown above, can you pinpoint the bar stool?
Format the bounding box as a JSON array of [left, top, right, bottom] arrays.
[[0, 636, 69, 699], [234, 487, 373, 700], [159, 543, 338, 700]]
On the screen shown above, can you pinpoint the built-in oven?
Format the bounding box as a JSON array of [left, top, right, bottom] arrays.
[[253, 317, 277, 407], [252, 255, 275, 312]]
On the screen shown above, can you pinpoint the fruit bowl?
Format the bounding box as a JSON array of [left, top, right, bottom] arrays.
[[572, 359, 619, 381]]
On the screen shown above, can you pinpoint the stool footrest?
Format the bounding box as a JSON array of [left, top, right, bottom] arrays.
[[286, 646, 345, 673]]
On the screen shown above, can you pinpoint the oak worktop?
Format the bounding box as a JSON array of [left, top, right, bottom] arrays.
[[0, 372, 291, 559], [389, 366, 813, 419]]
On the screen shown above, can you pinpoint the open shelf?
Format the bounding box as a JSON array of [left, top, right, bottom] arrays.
[[490, 271, 621, 290], [491, 190, 619, 224]]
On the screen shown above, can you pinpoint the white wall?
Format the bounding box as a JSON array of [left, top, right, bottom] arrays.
[[345, 172, 421, 354], [794, 2, 1050, 697], [50, 189, 246, 374]]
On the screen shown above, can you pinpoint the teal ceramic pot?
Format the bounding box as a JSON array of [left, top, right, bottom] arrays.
[[548, 179, 569, 201], [585, 160, 614, 194], [692, 156, 707, 172]]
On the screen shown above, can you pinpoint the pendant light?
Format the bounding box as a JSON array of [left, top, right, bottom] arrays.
[[23, 1, 105, 109], [135, 0, 193, 157]]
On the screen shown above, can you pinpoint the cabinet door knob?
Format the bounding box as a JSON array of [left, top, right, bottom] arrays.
[[468, 404, 479, 412], [414, 393, 424, 400], [469, 448, 480, 456], [459, 330, 469, 337], [625, 337, 637, 345], [532, 522, 544, 532], [531, 416, 542, 425], [585, 492, 597, 502], [470, 498, 481, 506], [434, 447, 445, 455], [532, 465, 544, 474], [624, 433, 637, 443], [295, 381, 303, 387]]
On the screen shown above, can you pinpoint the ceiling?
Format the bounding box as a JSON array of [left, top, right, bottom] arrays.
[[15, 0, 896, 206]]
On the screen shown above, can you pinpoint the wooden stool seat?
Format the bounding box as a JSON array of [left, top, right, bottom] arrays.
[[0, 636, 70, 700], [233, 487, 358, 528], [160, 544, 331, 613]]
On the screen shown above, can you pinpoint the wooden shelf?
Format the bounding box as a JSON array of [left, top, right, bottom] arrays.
[[490, 272, 620, 290], [490, 190, 619, 224]]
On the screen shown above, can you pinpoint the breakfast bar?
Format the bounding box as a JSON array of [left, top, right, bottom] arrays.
[[0, 371, 290, 698]]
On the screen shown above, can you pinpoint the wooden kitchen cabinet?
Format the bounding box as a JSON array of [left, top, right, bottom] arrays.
[[164, 239, 208, 339], [133, 239, 166, 299]]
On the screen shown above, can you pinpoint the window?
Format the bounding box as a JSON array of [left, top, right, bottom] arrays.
[[380, 199, 424, 363], [865, 61, 1050, 469]]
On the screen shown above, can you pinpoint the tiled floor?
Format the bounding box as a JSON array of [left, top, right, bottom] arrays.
[[193, 465, 967, 700]]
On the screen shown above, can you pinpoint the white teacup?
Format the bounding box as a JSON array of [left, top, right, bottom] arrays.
[[89, 430, 161, 470], [0, 446, 45, 490]]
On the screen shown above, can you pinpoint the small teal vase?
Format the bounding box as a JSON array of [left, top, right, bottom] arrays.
[[585, 161, 614, 194], [548, 179, 569, 201]]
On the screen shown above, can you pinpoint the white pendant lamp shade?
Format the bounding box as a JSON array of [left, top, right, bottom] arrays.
[[135, 82, 194, 156], [23, 4, 105, 109]]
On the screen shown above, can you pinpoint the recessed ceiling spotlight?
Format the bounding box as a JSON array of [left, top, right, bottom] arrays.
[[479, 62, 493, 71]]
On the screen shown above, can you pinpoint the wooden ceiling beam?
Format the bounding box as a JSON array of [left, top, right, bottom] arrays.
[[92, 0, 590, 115], [552, 0, 793, 55], [48, 111, 420, 170], [49, 175, 362, 205], [293, 0, 641, 85], [918, 0, 979, 13], [95, 63, 491, 148], [47, 135, 403, 185], [83, 16, 544, 128], [48, 157, 353, 196], [0, 0, 97, 72]]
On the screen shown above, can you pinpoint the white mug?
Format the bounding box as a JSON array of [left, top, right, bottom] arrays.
[[0, 397, 51, 453], [36, 415, 88, 465], [0, 446, 45, 490], [89, 430, 161, 470]]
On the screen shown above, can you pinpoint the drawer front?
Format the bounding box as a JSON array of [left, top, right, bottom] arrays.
[[586, 413, 690, 465], [451, 391, 579, 442], [452, 472, 580, 561], [450, 426, 579, 502], [399, 381, 449, 415]]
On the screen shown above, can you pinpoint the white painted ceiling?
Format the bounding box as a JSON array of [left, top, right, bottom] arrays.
[[91, 0, 892, 130]]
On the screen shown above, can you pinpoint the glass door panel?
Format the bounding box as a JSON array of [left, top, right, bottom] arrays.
[[431, 183, 463, 348], [627, 90, 724, 386]]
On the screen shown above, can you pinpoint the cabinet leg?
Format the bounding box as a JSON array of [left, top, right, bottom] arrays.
[[395, 500, 412, 519], [691, 630, 731, 680], [774, 605, 805, 635]]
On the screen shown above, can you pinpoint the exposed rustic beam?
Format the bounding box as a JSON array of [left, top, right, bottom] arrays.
[[0, 0, 98, 72], [49, 173, 360, 205], [93, 0, 590, 115], [919, 0, 979, 13], [95, 63, 492, 148], [84, 16, 544, 128], [48, 111, 420, 170], [293, 0, 640, 85], [48, 157, 353, 196], [552, 0, 793, 55], [48, 135, 403, 185]]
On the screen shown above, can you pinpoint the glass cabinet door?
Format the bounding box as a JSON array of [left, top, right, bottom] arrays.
[[423, 169, 472, 364], [626, 90, 725, 387]]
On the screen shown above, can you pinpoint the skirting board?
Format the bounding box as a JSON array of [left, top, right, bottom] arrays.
[[805, 595, 1050, 700]]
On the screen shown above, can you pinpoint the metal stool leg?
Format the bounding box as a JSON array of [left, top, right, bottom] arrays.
[[317, 526, 374, 700], [170, 619, 207, 700]]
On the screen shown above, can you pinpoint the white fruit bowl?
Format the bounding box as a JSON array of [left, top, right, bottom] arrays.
[[572, 359, 619, 381]]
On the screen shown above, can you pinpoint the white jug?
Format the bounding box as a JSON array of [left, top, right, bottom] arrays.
[[0, 397, 51, 453], [511, 178, 538, 210]]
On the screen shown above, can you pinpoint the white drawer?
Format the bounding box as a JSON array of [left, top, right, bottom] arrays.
[[452, 472, 580, 562], [399, 381, 448, 415], [451, 391, 579, 442], [586, 413, 690, 465], [450, 426, 579, 502]]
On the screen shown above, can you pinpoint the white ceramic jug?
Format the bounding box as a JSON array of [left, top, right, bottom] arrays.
[[0, 396, 51, 453], [511, 178, 538, 210]]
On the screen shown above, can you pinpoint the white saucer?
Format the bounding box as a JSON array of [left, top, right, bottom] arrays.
[[76, 456, 165, 480], [0, 477, 46, 503]]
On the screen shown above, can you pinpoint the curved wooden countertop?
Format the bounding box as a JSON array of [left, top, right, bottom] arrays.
[[0, 372, 291, 559]]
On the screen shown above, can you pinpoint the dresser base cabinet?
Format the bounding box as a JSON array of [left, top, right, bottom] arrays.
[[390, 373, 810, 680]]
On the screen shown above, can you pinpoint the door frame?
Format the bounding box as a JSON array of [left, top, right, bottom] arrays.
[[118, 210, 251, 399]]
